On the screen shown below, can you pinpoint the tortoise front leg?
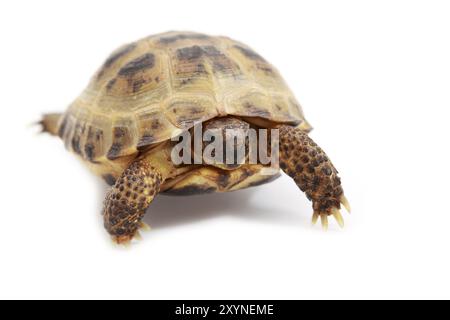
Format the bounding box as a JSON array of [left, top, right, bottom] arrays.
[[278, 125, 350, 229], [102, 159, 163, 244]]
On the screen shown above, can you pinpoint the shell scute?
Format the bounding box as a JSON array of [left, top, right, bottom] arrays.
[[117, 53, 155, 76], [165, 96, 217, 128], [135, 110, 180, 146], [106, 51, 165, 97], [158, 32, 211, 45], [83, 117, 110, 162], [97, 43, 137, 80], [106, 117, 139, 160]]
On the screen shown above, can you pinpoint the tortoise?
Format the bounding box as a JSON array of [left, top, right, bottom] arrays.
[[40, 31, 350, 244]]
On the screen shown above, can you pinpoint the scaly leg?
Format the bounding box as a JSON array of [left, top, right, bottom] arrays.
[[278, 125, 350, 229], [102, 159, 163, 244]]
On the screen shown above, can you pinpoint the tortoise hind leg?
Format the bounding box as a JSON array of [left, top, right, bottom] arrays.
[[39, 113, 62, 136], [102, 158, 163, 244], [277, 125, 350, 229]]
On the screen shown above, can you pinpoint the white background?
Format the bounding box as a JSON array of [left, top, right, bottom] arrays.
[[1, 0, 449, 300]]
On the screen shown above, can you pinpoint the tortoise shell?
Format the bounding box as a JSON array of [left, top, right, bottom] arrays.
[[58, 31, 310, 162]]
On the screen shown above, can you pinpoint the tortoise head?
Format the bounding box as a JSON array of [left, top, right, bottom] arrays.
[[200, 117, 250, 170]]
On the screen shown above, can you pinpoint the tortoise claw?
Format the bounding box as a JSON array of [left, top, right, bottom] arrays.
[[312, 213, 320, 225], [112, 235, 134, 246], [332, 209, 345, 228], [320, 214, 328, 231], [140, 222, 151, 231], [112, 223, 151, 246], [340, 195, 351, 214], [312, 207, 345, 230], [134, 231, 143, 240]]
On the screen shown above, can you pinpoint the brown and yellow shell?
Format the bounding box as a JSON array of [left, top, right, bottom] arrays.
[[57, 31, 310, 163]]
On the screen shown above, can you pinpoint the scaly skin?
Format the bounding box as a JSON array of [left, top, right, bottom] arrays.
[[278, 125, 349, 229], [102, 159, 163, 244]]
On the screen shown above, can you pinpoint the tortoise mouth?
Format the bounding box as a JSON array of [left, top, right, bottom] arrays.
[[202, 125, 250, 170]]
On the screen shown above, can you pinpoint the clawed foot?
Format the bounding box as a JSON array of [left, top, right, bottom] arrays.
[[312, 195, 351, 230], [111, 222, 151, 245]]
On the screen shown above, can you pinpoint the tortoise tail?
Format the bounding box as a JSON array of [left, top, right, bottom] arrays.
[[39, 113, 62, 136]]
